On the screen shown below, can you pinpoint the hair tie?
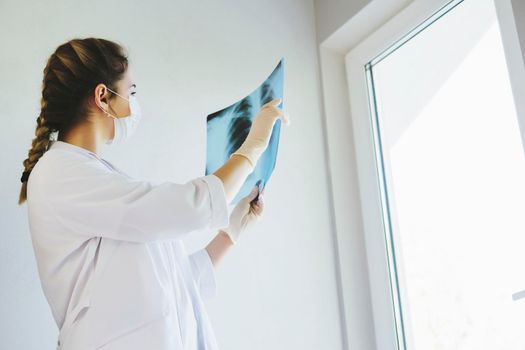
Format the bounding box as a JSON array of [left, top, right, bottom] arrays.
[[20, 171, 31, 183]]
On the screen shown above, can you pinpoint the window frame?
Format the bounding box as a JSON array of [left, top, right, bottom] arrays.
[[319, 0, 525, 349]]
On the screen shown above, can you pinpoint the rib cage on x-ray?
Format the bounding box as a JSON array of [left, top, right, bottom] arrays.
[[226, 82, 277, 157], [205, 58, 284, 205]]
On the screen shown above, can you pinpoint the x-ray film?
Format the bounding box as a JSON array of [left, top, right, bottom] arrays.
[[205, 58, 284, 205]]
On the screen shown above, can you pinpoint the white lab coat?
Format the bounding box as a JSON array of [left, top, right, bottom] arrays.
[[26, 140, 230, 350]]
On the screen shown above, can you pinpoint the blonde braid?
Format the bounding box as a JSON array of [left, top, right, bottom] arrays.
[[18, 110, 53, 204]]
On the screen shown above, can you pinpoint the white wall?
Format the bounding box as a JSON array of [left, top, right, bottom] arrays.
[[0, 0, 345, 349], [314, 0, 372, 42]]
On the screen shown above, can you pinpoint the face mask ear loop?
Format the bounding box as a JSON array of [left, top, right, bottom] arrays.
[[106, 87, 129, 102], [98, 102, 117, 119], [105, 87, 131, 119]]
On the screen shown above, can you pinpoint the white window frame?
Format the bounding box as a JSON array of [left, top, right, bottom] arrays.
[[319, 0, 525, 349]]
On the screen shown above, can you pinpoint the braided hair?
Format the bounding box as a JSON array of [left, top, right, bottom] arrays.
[[18, 38, 129, 205]]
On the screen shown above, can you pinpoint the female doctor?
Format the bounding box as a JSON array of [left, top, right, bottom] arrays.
[[18, 38, 290, 350]]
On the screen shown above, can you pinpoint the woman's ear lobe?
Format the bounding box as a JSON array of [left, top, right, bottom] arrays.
[[98, 90, 112, 110], [95, 95, 104, 111], [95, 95, 110, 115]]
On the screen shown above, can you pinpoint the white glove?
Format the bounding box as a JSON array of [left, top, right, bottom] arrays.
[[230, 98, 290, 170], [221, 185, 265, 244]]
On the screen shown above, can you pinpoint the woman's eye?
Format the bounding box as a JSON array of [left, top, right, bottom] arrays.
[[131, 91, 136, 96]]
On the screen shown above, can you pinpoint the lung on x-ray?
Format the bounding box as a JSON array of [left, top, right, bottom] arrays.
[[205, 58, 284, 205]]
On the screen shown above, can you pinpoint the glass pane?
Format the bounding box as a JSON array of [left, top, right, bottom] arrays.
[[367, 0, 525, 348]]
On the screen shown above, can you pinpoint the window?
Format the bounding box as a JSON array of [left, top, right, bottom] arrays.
[[365, 0, 525, 348]]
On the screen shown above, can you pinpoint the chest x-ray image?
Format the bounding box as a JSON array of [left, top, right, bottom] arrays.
[[205, 58, 284, 205]]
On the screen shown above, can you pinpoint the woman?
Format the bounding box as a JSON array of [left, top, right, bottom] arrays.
[[18, 38, 290, 350]]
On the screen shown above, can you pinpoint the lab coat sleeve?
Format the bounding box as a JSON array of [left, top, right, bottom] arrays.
[[188, 248, 217, 300], [50, 158, 230, 243]]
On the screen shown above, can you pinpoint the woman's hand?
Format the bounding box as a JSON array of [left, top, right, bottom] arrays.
[[221, 185, 265, 244], [230, 98, 290, 170], [215, 97, 290, 204]]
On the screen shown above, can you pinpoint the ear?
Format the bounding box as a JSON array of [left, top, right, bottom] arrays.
[[94, 83, 110, 111]]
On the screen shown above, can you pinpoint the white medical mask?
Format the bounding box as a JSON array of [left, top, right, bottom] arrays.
[[99, 87, 142, 146]]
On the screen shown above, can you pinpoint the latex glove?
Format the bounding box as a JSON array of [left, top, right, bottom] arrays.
[[230, 98, 290, 170], [221, 185, 265, 244]]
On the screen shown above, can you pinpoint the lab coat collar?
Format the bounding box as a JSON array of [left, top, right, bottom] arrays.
[[49, 140, 101, 160], [49, 140, 128, 176]]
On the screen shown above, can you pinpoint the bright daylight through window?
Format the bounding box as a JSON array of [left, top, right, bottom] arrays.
[[366, 0, 525, 348]]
